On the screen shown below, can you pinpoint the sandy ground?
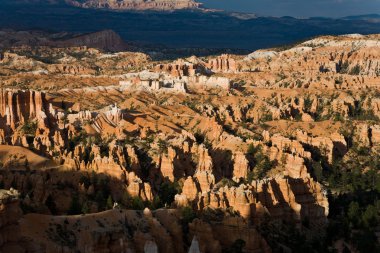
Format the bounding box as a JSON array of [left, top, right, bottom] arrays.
[[0, 145, 57, 170]]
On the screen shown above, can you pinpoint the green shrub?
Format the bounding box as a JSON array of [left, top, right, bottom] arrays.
[[159, 181, 181, 206], [349, 64, 361, 75], [247, 145, 275, 181], [21, 120, 37, 136], [68, 195, 81, 215]]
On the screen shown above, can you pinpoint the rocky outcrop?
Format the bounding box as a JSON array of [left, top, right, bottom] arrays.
[[176, 172, 328, 227], [207, 54, 238, 73], [46, 64, 95, 75], [160, 147, 177, 181], [354, 123, 380, 148], [232, 152, 249, 182], [270, 133, 311, 159], [284, 154, 309, 178], [56, 30, 128, 52], [0, 89, 54, 131], [296, 130, 347, 163], [154, 59, 203, 77], [258, 177, 328, 223]]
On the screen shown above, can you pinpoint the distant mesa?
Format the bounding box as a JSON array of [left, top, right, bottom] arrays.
[[10, 0, 205, 11], [65, 0, 202, 11], [55, 30, 129, 52], [0, 29, 131, 52]]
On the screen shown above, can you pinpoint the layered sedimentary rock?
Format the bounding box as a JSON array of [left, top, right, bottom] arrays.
[[0, 89, 53, 131], [160, 147, 177, 181], [207, 54, 238, 73], [176, 174, 328, 226], [239, 34, 380, 89], [1, 33, 378, 253], [353, 123, 380, 147], [56, 30, 128, 52], [154, 59, 203, 77], [67, 0, 202, 10], [232, 152, 249, 181]]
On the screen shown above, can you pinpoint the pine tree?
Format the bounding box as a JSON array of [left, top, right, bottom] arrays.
[[106, 195, 113, 210]]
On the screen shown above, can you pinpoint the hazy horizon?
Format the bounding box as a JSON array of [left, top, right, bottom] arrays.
[[201, 0, 380, 18]]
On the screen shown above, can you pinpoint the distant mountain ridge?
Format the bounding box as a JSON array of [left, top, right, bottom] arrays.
[[67, 0, 202, 11], [0, 29, 131, 52], [342, 14, 380, 23], [7, 0, 203, 11], [1, 2, 380, 51], [55, 29, 129, 51], [343, 14, 380, 19]]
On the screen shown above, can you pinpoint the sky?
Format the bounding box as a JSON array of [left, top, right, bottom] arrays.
[[201, 0, 380, 18]]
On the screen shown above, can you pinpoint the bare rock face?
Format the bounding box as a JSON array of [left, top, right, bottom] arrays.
[[207, 54, 238, 73], [160, 147, 177, 181], [154, 59, 203, 77], [66, 0, 202, 11], [0, 89, 54, 132], [270, 133, 311, 160], [56, 30, 128, 52], [46, 64, 95, 75], [176, 176, 198, 205], [296, 130, 340, 163], [232, 152, 249, 182], [256, 177, 328, 225], [195, 170, 215, 193], [353, 123, 380, 148], [196, 144, 213, 172], [176, 169, 328, 227], [0, 89, 59, 153], [370, 124, 380, 146], [355, 123, 371, 147], [284, 154, 309, 179]]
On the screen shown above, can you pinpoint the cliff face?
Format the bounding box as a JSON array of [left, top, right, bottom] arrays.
[[0, 29, 131, 53], [0, 89, 54, 132], [56, 30, 129, 52], [66, 0, 202, 10], [206, 54, 238, 73]]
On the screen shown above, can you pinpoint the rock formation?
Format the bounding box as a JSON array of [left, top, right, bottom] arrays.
[[0, 89, 50, 129], [56, 30, 129, 52], [0, 33, 379, 253], [66, 0, 202, 11], [207, 54, 238, 73]]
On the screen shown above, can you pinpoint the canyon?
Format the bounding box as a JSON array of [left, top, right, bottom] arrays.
[[0, 32, 378, 252]]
